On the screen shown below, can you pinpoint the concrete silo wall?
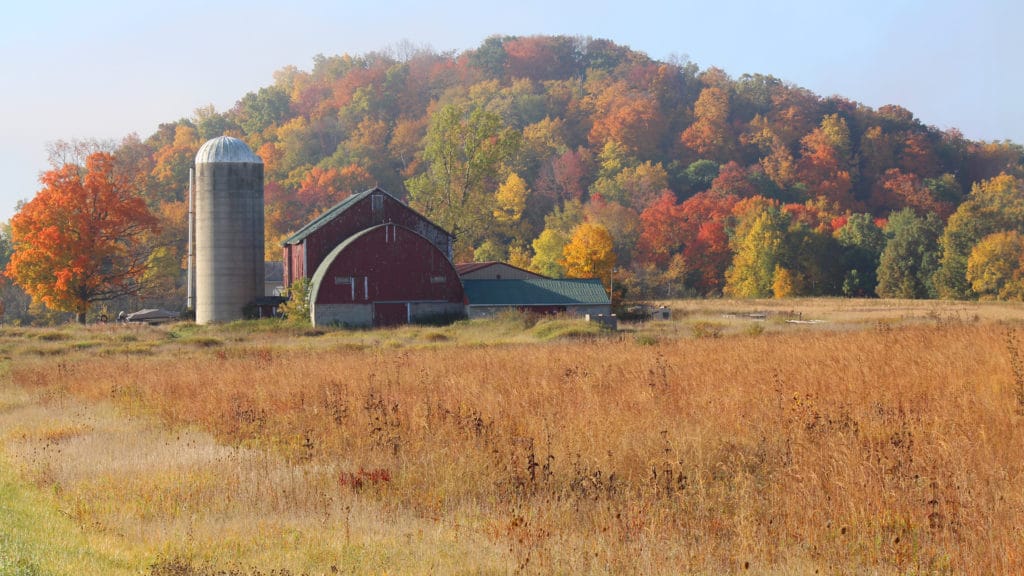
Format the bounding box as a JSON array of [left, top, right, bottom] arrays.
[[195, 161, 264, 324]]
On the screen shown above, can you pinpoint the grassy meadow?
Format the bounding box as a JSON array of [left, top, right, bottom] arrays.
[[1, 298, 1023, 574]]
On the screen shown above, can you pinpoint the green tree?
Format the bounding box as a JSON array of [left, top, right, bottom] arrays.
[[530, 228, 569, 278], [876, 208, 942, 299], [192, 104, 236, 141], [473, 240, 507, 263], [724, 205, 789, 298], [529, 201, 584, 277], [406, 104, 520, 253], [0, 224, 32, 324], [682, 159, 719, 193], [279, 277, 311, 324], [468, 35, 509, 78], [595, 140, 635, 181], [589, 161, 669, 209], [835, 213, 886, 296], [231, 85, 291, 138], [780, 223, 844, 296]]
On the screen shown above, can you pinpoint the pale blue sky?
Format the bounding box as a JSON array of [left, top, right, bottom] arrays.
[[2, 0, 1020, 222]]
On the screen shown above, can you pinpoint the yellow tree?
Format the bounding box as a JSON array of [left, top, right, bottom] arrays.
[[936, 173, 1024, 299], [7, 152, 159, 323], [966, 230, 1024, 300], [493, 172, 530, 223], [562, 222, 616, 290]]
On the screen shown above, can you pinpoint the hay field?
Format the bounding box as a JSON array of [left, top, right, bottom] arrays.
[[1, 299, 1022, 575]]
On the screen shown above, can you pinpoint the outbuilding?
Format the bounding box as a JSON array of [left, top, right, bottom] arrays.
[[462, 278, 611, 318], [455, 261, 547, 280]]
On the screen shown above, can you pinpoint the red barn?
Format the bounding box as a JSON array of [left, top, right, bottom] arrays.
[[282, 188, 464, 327]]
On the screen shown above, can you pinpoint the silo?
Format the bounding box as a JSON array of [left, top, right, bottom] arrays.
[[194, 136, 264, 324]]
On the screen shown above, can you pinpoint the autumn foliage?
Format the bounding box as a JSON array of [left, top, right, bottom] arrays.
[[562, 222, 616, 288], [6, 152, 158, 322], [6, 34, 1024, 319]]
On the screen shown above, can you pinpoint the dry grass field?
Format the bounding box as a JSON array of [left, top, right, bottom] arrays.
[[1, 298, 1023, 574]]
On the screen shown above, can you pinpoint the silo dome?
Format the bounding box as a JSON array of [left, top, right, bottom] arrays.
[[195, 136, 263, 165], [193, 135, 265, 324]]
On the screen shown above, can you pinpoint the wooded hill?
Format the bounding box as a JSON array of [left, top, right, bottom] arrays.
[[8, 35, 1024, 318]]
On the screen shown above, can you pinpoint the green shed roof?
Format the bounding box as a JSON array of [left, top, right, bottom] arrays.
[[462, 278, 610, 306]]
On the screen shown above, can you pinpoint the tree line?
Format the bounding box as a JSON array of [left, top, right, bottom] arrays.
[[3, 35, 1024, 322]]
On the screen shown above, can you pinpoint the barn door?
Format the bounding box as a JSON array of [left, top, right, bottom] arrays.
[[373, 303, 409, 327]]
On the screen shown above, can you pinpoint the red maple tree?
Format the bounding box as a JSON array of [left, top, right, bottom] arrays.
[[6, 152, 159, 323]]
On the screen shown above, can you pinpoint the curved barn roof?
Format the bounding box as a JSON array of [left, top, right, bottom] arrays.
[[195, 136, 262, 164]]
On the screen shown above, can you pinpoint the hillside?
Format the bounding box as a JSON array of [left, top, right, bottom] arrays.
[[5, 35, 1024, 322]]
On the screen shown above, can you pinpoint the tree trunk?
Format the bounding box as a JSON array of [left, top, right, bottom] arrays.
[[76, 311, 87, 324]]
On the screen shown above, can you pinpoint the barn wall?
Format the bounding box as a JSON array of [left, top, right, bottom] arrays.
[[467, 306, 510, 319], [567, 304, 613, 317], [467, 304, 611, 319], [312, 303, 373, 326], [313, 302, 464, 328], [410, 302, 466, 323]]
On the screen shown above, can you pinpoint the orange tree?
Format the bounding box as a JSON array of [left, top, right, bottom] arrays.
[[6, 152, 159, 323]]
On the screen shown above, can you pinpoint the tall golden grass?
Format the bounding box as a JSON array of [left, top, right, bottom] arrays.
[[3, 311, 1024, 574]]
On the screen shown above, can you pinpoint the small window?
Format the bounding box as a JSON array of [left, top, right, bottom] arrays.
[[430, 275, 446, 284], [335, 276, 353, 285], [371, 194, 383, 212]]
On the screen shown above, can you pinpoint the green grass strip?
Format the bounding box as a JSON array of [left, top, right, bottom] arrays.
[[0, 461, 136, 576]]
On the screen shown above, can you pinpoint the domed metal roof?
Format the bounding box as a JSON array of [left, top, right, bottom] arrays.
[[195, 136, 262, 164]]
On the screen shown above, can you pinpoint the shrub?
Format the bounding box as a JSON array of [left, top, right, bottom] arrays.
[[691, 321, 723, 338]]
